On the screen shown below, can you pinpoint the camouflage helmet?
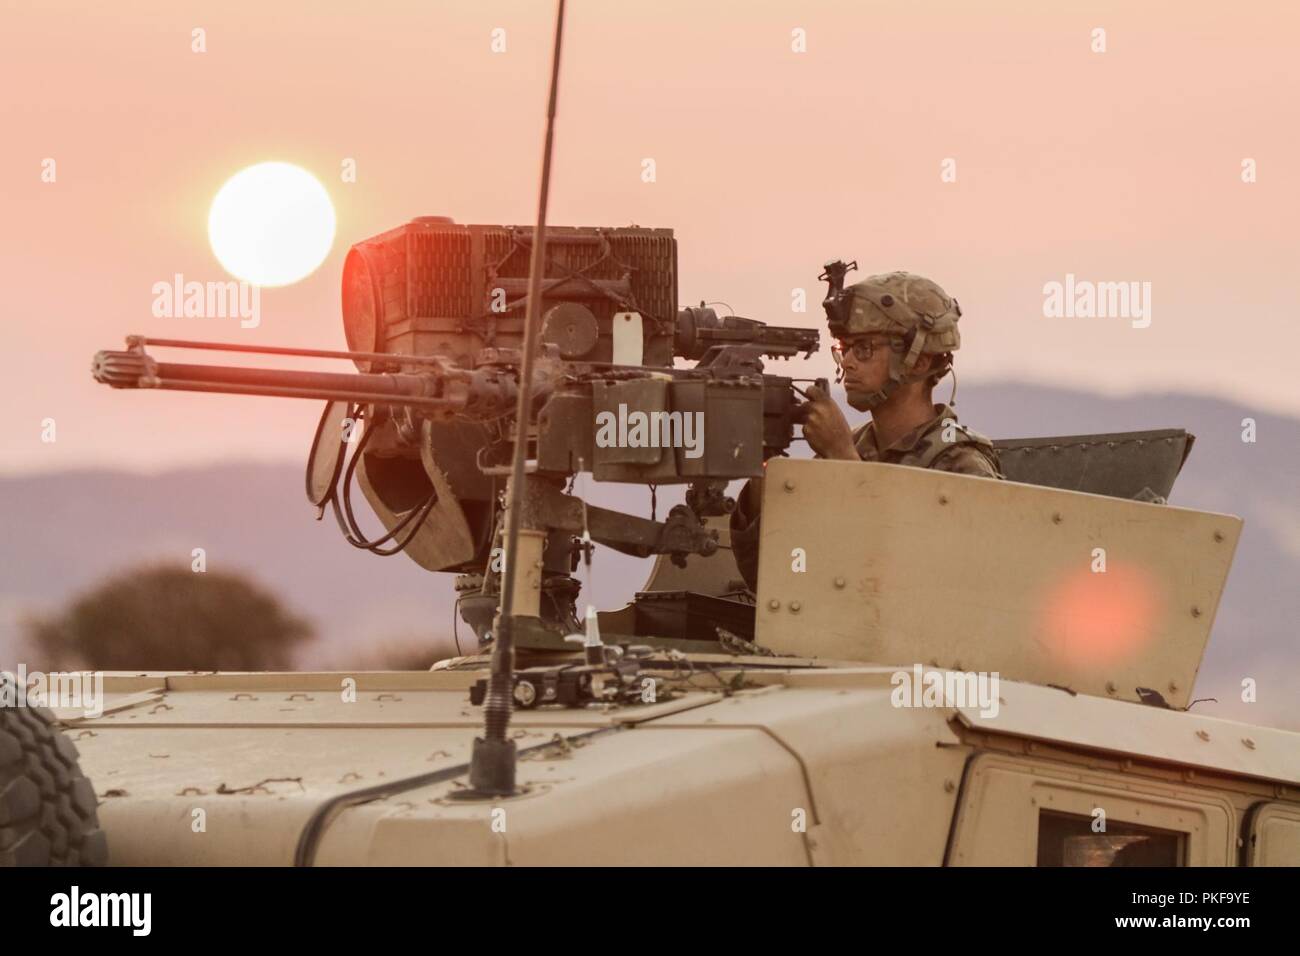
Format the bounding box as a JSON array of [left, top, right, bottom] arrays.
[[833, 271, 962, 355], [825, 270, 962, 410]]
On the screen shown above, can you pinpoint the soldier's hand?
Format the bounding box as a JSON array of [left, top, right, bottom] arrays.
[[798, 385, 860, 461]]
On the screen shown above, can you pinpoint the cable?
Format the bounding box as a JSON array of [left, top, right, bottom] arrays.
[[452, 594, 464, 657], [331, 488, 433, 554], [329, 407, 439, 555]]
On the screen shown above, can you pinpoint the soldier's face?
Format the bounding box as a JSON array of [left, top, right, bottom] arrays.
[[836, 335, 893, 393]]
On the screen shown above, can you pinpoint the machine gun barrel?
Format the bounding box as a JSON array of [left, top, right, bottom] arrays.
[[115, 358, 454, 409], [91, 339, 512, 415]]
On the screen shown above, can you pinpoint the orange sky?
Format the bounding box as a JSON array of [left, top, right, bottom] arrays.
[[3, 0, 1297, 473]]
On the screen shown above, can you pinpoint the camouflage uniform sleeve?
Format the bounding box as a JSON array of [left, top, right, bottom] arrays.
[[931, 443, 1004, 479]]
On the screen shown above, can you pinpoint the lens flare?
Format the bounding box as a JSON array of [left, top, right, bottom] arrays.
[[1038, 562, 1163, 669]]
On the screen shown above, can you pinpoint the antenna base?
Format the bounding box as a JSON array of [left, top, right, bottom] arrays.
[[461, 736, 519, 797]]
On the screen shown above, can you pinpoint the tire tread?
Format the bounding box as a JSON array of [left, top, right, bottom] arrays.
[[0, 682, 107, 867]]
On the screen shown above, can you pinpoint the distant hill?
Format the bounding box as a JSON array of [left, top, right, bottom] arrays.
[[2, 382, 1295, 730]]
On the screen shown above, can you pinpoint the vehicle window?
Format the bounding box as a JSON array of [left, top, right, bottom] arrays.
[[1037, 810, 1184, 866], [1247, 803, 1300, 866]]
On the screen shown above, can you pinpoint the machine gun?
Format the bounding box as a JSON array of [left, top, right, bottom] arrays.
[[93, 219, 823, 651]]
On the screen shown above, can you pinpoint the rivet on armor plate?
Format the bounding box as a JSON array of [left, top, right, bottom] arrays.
[[767, 599, 780, 611], [833, 576, 846, 588], [789, 601, 801, 613], [783, 479, 795, 492]]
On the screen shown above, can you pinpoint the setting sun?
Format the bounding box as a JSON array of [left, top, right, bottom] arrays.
[[207, 161, 335, 287]]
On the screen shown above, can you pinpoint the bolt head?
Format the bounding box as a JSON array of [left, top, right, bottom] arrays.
[[783, 479, 796, 492], [789, 601, 802, 613], [767, 599, 780, 611], [833, 576, 846, 588]]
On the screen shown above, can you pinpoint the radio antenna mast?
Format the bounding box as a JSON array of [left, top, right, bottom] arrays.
[[465, 0, 567, 797]]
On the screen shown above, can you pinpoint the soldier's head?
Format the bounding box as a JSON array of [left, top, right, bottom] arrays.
[[825, 271, 961, 411]]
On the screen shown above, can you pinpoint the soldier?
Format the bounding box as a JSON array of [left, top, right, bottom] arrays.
[[729, 271, 1002, 590]]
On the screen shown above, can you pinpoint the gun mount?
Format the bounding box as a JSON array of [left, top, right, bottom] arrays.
[[93, 220, 823, 653]]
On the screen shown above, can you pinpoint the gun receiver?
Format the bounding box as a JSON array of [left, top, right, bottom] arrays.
[[673, 306, 818, 361]]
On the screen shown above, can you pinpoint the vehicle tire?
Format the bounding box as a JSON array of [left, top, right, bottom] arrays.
[[0, 688, 108, 866]]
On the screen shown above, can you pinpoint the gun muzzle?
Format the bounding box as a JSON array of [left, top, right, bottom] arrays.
[[92, 349, 159, 388]]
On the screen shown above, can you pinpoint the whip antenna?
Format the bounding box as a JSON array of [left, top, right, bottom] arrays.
[[464, 0, 567, 797]]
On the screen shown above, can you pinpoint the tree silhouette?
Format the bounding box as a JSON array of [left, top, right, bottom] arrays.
[[24, 564, 314, 671]]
